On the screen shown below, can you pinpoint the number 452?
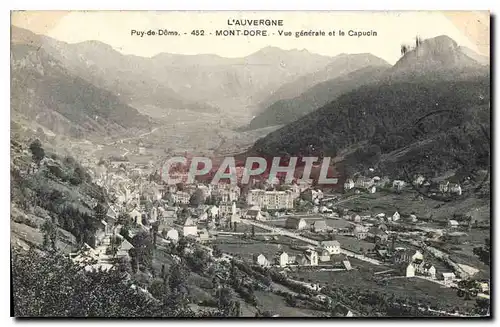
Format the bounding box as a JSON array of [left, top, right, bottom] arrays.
[[191, 30, 205, 36]]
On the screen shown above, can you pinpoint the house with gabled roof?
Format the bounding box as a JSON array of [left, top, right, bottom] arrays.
[[253, 253, 270, 267], [183, 216, 198, 237], [285, 216, 307, 230], [321, 240, 341, 255], [311, 220, 328, 233]]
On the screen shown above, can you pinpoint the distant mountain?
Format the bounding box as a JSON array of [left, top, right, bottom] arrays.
[[148, 46, 334, 112], [256, 53, 390, 112], [12, 27, 337, 115], [249, 35, 490, 178], [247, 64, 390, 130], [11, 43, 153, 138], [39, 37, 220, 114]]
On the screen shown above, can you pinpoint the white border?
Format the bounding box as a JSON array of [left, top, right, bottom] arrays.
[[2, 1, 497, 327]]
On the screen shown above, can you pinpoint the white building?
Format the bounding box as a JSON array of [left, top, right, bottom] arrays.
[[321, 240, 341, 255], [285, 217, 308, 230], [297, 249, 318, 266], [173, 191, 191, 204], [393, 180, 406, 191], [166, 229, 179, 242], [253, 254, 269, 267], [344, 179, 355, 191], [246, 189, 294, 210], [441, 272, 456, 286], [405, 263, 416, 277], [129, 208, 143, 225], [207, 205, 219, 218], [276, 251, 289, 267], [449, 183, 462, 195], [391, 211, 401, 222], [183, 217, 198, 237]]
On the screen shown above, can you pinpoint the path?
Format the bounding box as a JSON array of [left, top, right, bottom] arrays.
[[240, 219, 383, 266]]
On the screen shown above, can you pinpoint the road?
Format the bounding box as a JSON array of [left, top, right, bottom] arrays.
[[106, 127, 159, 146], [240, 219, 383, 266]]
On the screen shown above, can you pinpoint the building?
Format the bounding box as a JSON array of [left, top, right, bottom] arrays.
[[302, 189, 324, 204], [297, 249, 318, 266], [350, 214, 362, 223], [129, 208, 143, 225], [448, 220, 459, 228], [354, 176, 374, 189], [332, 304, 354, 317], [321, 240, 341, 255], [318, 249, 331, 262], [449, 183, 462, 195], [441, 272, 456, 286], [197, 229, 214, 243], [245, 206, 265, 221], [212, 185, 241, 203], [183, 217, 198, 237], [253, 254, 270, 267], [405, 263, 416, 277], [344, 179, 355, 191], [408, 214, 418, 223], [285, 217, 308, 230], [367, 227, 389, 243], [394, 249, 424, 264], [413, 175, 425, 186], [391, 211, 400, 222], [116, 239, 134, 258], [311, 220, 328, 233], [415, 262, 436, 279], [246, 189, 294, 210], [276, 251, 289, 267], [173, 191, 191, 205], [330, 254, 352, 270], [207, 205, 219, 218], [166, 229, 179, 242], [352, 225, 368, 240], [392, 180, 406, 191], [439, 181, 449, 193]]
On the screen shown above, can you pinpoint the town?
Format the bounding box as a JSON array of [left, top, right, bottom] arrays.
[[60, 153, 490, 317]]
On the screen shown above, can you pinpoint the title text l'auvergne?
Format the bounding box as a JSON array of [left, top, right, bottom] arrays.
[[227, 19, 284, 26]]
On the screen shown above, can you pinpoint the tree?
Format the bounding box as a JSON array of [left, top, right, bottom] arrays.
[[131, 231, 154, 270], [473, 238, 490, 266], [29, 139, 45, 164], [212, 245, 223, 258], [94, 203, 107, 222], [415, 35, 423, 48], [189, 189, 205, 207], [12, 248, 158, 317], [215, 286, 240, 317], [41, 218, 58, 252]]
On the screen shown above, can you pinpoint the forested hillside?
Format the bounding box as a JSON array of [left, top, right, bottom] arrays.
[[252, 77, 490, 178]]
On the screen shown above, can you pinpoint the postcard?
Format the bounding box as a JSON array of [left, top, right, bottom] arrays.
[[10, 10, 490, 318]]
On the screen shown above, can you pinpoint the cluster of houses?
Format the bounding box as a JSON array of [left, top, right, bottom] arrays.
[[343, 173, 463, 197], [70, 220, 135, 272], [253, 240, 352, 270]]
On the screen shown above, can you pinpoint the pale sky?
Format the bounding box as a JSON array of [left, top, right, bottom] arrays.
[[11, 11, 489, 64]]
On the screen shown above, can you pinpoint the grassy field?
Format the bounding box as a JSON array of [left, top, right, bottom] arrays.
[[254, 291, 325, 317], [288, 268, 477, 313], [338, 191, 490, 222], [216, 239, 304, 262], [334, 235, 375, 254]]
